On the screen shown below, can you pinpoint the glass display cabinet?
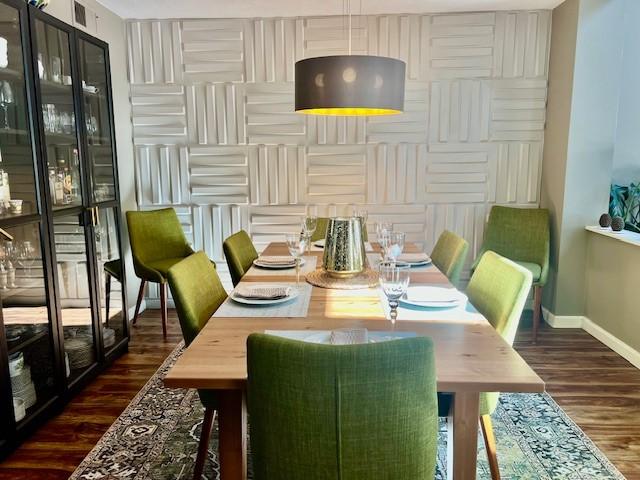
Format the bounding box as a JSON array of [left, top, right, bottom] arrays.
[[0, 0, 127, 456]]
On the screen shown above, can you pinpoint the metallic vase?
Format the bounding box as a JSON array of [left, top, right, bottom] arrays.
[[322, 217, 366, 278]]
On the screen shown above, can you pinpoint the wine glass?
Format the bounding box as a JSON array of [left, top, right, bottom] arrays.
[[379, 261, 410, 323], [384, 231, 406, 262], [301, 215, 317, 242], [353, 209, 368, 236], [0, 81, 14, 130], [285, 232, 308, 286], [17, 241, 36, 280]]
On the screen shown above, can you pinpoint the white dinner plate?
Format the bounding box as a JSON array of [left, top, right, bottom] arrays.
[[399, 286, 466, 309], [253, 258, 305, 269], [314, 239, 325, 248], [231, 287, 299, 306], [406, 259, 432, 267]]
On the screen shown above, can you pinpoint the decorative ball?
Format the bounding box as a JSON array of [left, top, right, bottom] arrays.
[[611, 216, 625, 232], [599, 213, 612, 228]]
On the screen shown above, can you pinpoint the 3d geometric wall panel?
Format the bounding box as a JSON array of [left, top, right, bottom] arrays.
[[127, 10, 551, 293]]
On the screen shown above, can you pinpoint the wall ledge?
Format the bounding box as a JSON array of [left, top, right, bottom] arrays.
[[542, 307, 640, 370], [586, 225, 640, 247]]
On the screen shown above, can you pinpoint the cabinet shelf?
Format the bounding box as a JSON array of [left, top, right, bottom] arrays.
[[7, 328, 48, 356]]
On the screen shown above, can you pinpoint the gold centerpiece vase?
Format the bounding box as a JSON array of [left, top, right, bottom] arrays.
[[322, 217, 366, 278]]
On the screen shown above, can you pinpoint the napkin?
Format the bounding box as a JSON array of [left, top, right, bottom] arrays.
[[405, 286, 463, 304], [397, 252, 431, 263], [234, 285, 292, 300], [330, 328, 369, 345], [256, 256, 297, 265]]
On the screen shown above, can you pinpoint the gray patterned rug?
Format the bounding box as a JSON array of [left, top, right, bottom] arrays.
[[70, 344, 625, 480]]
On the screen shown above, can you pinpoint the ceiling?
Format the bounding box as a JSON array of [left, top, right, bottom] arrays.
[[96, 0, 565, 19]]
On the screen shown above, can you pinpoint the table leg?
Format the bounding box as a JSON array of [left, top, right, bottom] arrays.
[[447, 391, 480, 480], [217, 389, 247, 480]]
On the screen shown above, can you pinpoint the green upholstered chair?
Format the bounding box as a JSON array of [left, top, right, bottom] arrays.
[[309, 217, 368, 242], [223, 230, 258, 286], [473, 206, 550, 342], [247, 334, 438, 480], [126, 208, 196, 337], [167, 251, 227, 479], [430, 230, 469, 288], [439, 251, 533, 480]]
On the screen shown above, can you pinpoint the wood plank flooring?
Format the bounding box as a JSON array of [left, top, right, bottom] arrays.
[[0, 310, 639, 479]]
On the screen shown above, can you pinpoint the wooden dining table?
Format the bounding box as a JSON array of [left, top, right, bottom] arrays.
[[164, 241, 545, 480]]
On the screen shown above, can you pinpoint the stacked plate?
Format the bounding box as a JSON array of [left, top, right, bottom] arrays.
[[11, 365, 37, 410], [231, 284, 299, 306], [400, 285, 467, 309], [65, 336, 95, 370], [103, 327, 116, 349], [253, 256, 303, 270], [396, 252, 432, 267]]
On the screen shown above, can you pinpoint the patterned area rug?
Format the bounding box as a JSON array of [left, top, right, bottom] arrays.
[[70, 344, 625, 480]]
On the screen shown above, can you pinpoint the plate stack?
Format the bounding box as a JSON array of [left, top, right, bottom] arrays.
[[103, 328, 116, 349], [11, 365, 37, 409], [65, 336, 95, 371]]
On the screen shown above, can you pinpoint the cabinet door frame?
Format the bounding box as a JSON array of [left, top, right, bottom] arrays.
[[0, 0, 64, 449], [28, 7, 102, 390], [75, 30, 129, 356]]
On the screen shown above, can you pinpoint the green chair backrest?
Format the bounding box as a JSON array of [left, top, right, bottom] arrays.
[[167, 251, 227, 346], [310, 217, 368, 242], [430, 230, 469, 287], [247, 335, 438, 480], [480, 206, 550, 284], [126, 208, 192, 274], [467, 251, 533, 346], [223, 230, 259, 286]]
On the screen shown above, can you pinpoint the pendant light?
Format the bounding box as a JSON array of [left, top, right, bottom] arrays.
[[294, 1, 406, 116]]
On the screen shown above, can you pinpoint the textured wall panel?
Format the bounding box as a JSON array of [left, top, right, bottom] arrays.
[[366, 143, 427, 204], [186, 83, 246, 145], [428, 79, 490, 143], [245, 83, 306, 144], [131, 85, 187, 145], [180, 19, 245, 82], [135, 145, 189, 206], [248, 145, 304, 205], [367, 81, 429, 143], [304, 145, 367, 204], [490, 79, 547, 141], [189, 146, 250, 204], [127, 21, 183, 84], [127, 11, 551, 294], [493, 11, 551, 78], [429, 13, 495, 79]]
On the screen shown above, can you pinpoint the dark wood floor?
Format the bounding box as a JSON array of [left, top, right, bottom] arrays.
[[0, 310, 639, 479]]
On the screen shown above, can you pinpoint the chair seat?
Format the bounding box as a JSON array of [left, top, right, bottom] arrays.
[[514, 261, 542, 283], [103, 259, 122, 281], [146, 257, 191, 280]]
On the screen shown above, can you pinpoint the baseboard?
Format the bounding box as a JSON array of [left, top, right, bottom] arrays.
[[542, 307, 640, 370], [582, 318, 640, 370], [541, 307, 585, 328]]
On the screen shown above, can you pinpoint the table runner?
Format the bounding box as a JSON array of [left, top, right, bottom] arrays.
[[214, 283, 313, 318]]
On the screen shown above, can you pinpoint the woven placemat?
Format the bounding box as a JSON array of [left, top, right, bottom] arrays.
[[306, 269, 378, 290]]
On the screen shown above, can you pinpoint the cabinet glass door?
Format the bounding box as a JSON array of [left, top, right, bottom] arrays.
[[78, 38, 115, 203], [32, 19, 82, 210], [1, 222, 58, 425], [53, 214, 97, 382], [93, 207, 124, 353], [0, 2, 39, 220]]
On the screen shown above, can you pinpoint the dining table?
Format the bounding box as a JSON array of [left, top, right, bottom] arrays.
[[164, 241, 545, 480]]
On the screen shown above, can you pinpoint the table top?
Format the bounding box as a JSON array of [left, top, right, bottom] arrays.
[[164, 242, 544, 394]]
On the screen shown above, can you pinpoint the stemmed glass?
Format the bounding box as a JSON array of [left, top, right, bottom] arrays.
[[379, 261, 410, 323], [301, 215, 317, 242], [383, 231, 405, 262], [17, 241, 36, 279], [286, 232, 308, 286], [0, 81, 14, 130]]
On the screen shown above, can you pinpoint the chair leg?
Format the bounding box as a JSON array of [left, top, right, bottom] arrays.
[[193, 407, 216, 480], [104, 273, 111, 323], [479, 414, 501, 480], [160, 282, 168, 338], [132, 280, 146, 325], [532, 285, 542, 344]]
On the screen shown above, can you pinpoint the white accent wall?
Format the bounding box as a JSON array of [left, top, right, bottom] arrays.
[[126, 11, 552, 296]]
